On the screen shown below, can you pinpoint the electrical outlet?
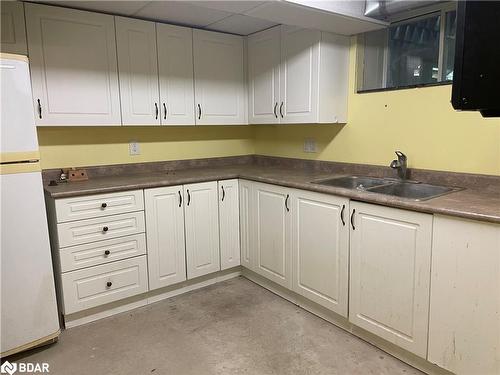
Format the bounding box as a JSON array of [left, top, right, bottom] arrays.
[[304, 138, 317, 153], [129, 140, 140, 156]]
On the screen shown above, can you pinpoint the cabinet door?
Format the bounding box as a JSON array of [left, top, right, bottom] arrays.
[[145, 186, 186, 290], [1, 1, 27, 55], [193, 29, 246, 125], [184, 181, 220, 279], [247, 26, 280, 124], [428, 216, 500, 375], [239, 179, 254, 271], [280, 26, 320, 124], [349, 202, 432, 358], [254, 182, 292, 288], [292, 191, 349, 316], [218, 179, 240, 270], [157, 23, 195, 126], [116, 17, 160, 126], [25, 3, 121, 126]]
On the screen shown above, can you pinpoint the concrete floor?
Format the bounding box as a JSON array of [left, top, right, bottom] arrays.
[[15, 277, 423, 375]]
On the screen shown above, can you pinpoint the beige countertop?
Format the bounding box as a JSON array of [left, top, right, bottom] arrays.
[[44, 163, 500, 224]]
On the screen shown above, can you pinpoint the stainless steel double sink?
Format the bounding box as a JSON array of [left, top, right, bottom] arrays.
[[312, 175, 459, 201]]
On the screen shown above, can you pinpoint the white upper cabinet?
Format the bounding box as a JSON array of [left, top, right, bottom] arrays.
[[145, 186, 187, 290], [116, 17, 160, 126], [157, 23, 195, 126], [349, 202, 433, 358], [193, 29, 246, 125], [280, 26, 320, 124], [218, 179, 241, 270], [1, 1, 27, 55], [247, 25, 349, 124], [247, 26, 280, 124], [184, 181, 221, 279], [25, 3, 121, 126], [254, 182, 292, 289], [292, 190, 349, 317]]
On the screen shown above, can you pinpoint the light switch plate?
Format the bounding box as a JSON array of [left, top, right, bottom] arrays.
[[129, 140, 140, 155], [304, 138, 317, 153]]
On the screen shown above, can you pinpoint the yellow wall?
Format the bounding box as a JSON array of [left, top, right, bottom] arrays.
[[37, 126, 255, 169], [254, 39, 500, 176], [38, 40, 500, 175]]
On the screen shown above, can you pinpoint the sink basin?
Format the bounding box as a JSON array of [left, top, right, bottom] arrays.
[[313, 176, 390, 190], [367, 182, 456, 201]]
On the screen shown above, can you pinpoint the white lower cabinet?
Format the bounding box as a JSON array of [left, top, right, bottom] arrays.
[[349, 201, 433, 358], [428, 216, 500, 375], [145, 186, 187, 290], [292, 190, 349, 317], [184, 181, 221, 278], [61, 256, 148, 314], [254, 182, 292, 289], [218, 179, 241, 270], [239, 179, 254, 270]]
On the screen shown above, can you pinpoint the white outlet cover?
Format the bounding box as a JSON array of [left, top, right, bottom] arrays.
[[304, 138, 317, 153], [129, 140, 140, 156]]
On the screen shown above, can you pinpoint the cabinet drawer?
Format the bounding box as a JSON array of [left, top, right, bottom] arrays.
[[61, 256, 148, 314], [57, 211, 145, 248], [60, 234, 146, 273], [55, 190, 144, 223]]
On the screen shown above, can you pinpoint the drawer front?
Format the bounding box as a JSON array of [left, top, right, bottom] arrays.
[[60, 234, 146, 272], [57, 211, 145, 248], [55, 190, 144, 223], [61, 256, 148, 314]]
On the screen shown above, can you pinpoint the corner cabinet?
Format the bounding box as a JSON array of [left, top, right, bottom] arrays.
[[349, 202, 433, 358], [184, 181, 221, 278], [145, 186, 187, 290], [248, 25, 349, 125], [193, 30, 247, 125], [218, 179, 241, 270], [25, 3, 121, 126]]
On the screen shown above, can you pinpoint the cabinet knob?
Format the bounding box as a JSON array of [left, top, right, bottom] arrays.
[[104, 250, 110, 256], [102, 226, 109, 232], [106, 281, 112, 288], [101, 203, 107, 208]]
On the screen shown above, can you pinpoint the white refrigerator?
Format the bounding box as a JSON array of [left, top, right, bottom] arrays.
[[0, 53, 60, 357]]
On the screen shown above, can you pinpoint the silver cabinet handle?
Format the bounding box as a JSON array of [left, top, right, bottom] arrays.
[[340, 205, 345, 226], [285, 194, 290, 212], [197, 104, 202, 120], [350, 209, 356, 230], [279, 102, 284, 118], [273, 102, 278, 118]]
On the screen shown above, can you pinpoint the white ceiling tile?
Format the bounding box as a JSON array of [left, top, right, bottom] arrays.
[[134, 1, 232, 27], [206, 14, 277, 35], [187, 1, 265, 14], [39, 1, 150, 16]]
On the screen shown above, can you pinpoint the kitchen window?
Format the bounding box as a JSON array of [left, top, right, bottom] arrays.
[[358, 5, 457, 92]]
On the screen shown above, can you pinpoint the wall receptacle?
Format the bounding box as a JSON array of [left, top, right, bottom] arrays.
[[129, 140, 140, 155], [304, 138, 317, 153]]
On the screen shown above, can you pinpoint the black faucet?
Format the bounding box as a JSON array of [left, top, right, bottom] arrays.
[[390, 151, 408, 180]]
